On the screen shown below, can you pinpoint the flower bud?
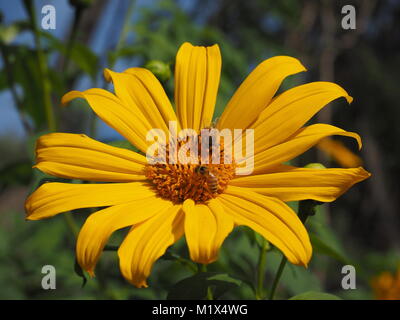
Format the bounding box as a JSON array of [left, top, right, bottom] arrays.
[[144, 60, 171, 82], [304, 162, 327, 170]]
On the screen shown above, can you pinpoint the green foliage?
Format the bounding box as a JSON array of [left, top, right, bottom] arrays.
[[289, 291, 342, 300], [167, 272, 241, 300], [41, 32, 99, 81], [309, 233, 350, 265], [2, 45, 49, 128]]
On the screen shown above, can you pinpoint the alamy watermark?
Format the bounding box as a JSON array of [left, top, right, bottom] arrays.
[[41, 265, 56, 290], [341, 5, 356, 30], [341, 264, 356, 290], [146, 121, 255, 175], [41, 5, 56, 30]]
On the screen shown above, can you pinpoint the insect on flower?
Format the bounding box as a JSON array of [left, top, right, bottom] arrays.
[[195, 165, 219, 194]]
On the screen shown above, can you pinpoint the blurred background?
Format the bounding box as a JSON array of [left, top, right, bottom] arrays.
[[0, 0, 399, 300]]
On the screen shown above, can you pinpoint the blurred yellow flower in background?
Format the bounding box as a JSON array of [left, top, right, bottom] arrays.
[[372, 268, 400, 300], [317, 137, 363, 168]]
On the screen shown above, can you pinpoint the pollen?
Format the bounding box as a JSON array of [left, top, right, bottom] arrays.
[[144, 136, 236, 204]]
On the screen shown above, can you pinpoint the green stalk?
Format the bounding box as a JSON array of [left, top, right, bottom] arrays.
[[23, 0, 56, 132], [206, 286, 213, 300], [268, 256, 287, 300], [197, 264, 213, 300], [255, 239, 268, 299], [268, 200, 317, 300], [114, 0, 136, 56], [62, 5, 84, 74], [63, 212, 79, 238]]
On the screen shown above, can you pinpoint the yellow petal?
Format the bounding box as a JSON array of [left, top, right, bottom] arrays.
[[207, 198, 235, 258], [252, 82, 353, 153], [230, 166, 371, 202], [62, 88, 150, 153], [317, 137, 363, 168], [182, 199, 233, 264], [219, 187, 312, 266], [217, 56, 306, 130], [254, 124, 362, 174], [77, 196, 173, 276], [118, 205, 184, 288], [174, 42, 221, 131], [104, 67, 179, 135], [25, 182, 154, 220], [35, 133, 147, 182]]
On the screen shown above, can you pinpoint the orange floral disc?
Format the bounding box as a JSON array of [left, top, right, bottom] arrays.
[[145, 135, 236, 203]]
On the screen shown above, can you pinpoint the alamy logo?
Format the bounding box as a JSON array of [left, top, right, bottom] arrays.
[[341, 265, 356, 290], [41, 5, 56, 30], [41, 265, 56, 290], [341, 5, 356, 30], [146, 121, 255, 175]]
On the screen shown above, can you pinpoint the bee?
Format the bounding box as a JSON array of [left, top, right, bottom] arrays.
[[195, 165, 218, 194]]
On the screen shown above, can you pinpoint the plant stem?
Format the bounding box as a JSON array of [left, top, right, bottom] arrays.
[[268, 200, 317, 300], [206, 286, 213, 300], [268, 256, 287, 300], [198, 263, 207, 273], [62, 5, 84, 74], [63, 212, 79, 238], [24, 0, 56, 132], [163, 251, 198, 273], [198, 264, 213, 300], [255, 239, 268, 299], [114, 0, 136, 56]]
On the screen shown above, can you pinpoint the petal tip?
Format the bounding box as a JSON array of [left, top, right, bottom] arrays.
[[103, 68, 113, 82], [346, 95, 354, 104], [357, 167, 372, 179], [61, 90, 83, 106]]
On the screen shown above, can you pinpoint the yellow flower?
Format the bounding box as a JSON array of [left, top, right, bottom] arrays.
[[317, 137, 363, 168], [25, 42, 371, 288], [372, 268, 400, 300]]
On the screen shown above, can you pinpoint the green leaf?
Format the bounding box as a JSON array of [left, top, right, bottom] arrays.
[[289, 291, 342, 300], [69, 43, 99, 80], [308, 205, 350, 263], [3, 45, 48, 128], [41, 32, 99, 80], [0, 161, 32, 191], [243, 228, 270, 250], [160, 250, 198, 273], [310, 232, 350, 265], [167, 272, 241, 300], [107, 46, 145, 66]]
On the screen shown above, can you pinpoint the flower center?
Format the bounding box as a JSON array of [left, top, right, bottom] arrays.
[[144, 135, 235, 204]]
